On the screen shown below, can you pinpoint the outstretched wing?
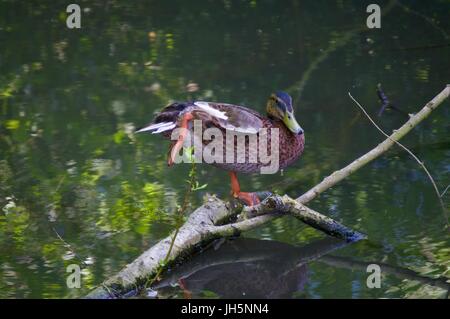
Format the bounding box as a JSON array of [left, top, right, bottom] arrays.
[[193, 102, 264, 134], [136, 101, 265, 135]]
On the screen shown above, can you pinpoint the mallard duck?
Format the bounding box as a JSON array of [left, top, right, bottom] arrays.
[[137, 91, 305, 206]]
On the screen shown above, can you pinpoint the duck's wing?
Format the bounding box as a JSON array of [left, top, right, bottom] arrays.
[[136, 101, 265, 135], [193, 102, 264, 134]]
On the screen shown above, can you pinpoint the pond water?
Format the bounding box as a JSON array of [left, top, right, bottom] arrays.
[[0, 0, 449, 299]]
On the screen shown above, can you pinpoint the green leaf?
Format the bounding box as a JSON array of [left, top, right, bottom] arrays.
[[192, 183, 207, 191]]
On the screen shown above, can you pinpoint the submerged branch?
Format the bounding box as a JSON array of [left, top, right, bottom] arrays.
[[320, 255, 450, 292]]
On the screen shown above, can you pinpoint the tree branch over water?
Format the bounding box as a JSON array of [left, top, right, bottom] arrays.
[[86, 85, 450, 299], [349, 91, 448, 226]]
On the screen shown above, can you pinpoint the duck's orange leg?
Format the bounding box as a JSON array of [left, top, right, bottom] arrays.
[[229, 171, 260, 206], [168, 112, 194, 166]]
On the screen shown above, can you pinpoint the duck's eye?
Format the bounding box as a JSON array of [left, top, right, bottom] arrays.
[[288, 115, 292, 119]]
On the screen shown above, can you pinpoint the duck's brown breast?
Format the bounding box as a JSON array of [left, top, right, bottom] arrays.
[[277, 123, 305, 170], [209, 119, 305, 174]]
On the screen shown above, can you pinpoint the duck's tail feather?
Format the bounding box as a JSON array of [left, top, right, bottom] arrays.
[[135, 121, 176, 134], [135, 102, 189, 134]]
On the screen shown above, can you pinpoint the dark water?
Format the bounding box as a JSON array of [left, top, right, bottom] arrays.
[[0, 0, 449, 298]]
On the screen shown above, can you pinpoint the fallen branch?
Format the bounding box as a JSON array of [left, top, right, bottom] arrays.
[[85, 195, 363, 298], [238, 195, 363, 241], [86, 85, 449, 299]]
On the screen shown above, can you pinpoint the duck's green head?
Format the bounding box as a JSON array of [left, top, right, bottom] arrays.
[[266, 91, 304, 135]]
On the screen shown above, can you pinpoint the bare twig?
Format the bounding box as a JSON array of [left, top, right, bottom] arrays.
[[440, 185, 450, 198], [297, 86, 450, 204], [348, 92, 449, 226], [53, 227, 87, 267]]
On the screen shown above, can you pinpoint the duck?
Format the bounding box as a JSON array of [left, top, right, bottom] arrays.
[[137, 91, 305, 206]]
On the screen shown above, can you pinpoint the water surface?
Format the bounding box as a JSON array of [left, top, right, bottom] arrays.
[[0, 0, 449, 298]]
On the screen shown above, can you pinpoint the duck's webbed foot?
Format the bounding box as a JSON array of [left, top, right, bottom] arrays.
[[234, 191, 261, 207], [229, 171, 272, 207]]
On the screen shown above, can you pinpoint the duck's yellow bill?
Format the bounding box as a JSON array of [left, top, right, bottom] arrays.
[[283, 113, 304, 135]]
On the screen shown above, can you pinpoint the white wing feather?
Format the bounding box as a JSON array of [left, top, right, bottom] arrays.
[[136, 122, 175, 133], [194, 102, 228, 120]]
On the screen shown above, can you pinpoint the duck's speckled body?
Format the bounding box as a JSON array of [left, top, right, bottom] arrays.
[[208, 112, 305, 174]]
